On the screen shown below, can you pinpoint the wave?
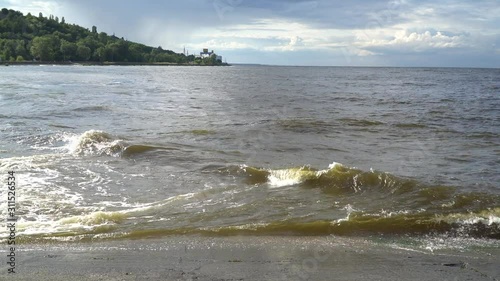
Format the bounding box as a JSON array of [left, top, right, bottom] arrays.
[[73, 105, 110, 112], [394, 123, 427, 129], [7, 192, 204, 242], [232, 164, 500, 210], [5, 130, 131, 156], [12, 211, 127, 242], [187, 129, 216, 135], [234, 163, 416, 194], [49, 124, 76, 129], [466, 132, 498, 139], [277, 119, 335, 134], [204, 163, 500, 238], [66, 130, 171, 157], [66, 130, 124, 156], [338, 118, 384, 127], [13, 208, 500, 242], [4, 150, 499, 242], [122, 144, 162, 156], [328, 208, 500, 238], [110, 208, 500, 239]]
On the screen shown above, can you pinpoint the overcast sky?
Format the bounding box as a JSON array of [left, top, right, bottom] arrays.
[[2, 0, 499, 67]]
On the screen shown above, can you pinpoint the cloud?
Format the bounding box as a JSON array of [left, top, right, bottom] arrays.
[[284, 35, 304, 51], [2, 0, 60, 16], [199, 17, 354, 53], [1, 0, 498, 66], [191, 39, 253, 51], [360, 30, 466, 53]]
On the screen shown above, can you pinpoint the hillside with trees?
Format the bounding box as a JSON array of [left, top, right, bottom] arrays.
[[0, 8, 225, 65]]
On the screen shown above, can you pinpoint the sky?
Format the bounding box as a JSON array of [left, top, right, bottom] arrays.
[[1, 0, 499, 67]]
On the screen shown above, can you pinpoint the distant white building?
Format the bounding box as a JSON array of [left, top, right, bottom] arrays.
[[197, 48, 222, 62]]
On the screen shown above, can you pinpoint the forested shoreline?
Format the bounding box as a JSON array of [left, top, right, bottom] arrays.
[[0, 8, 226, 65]]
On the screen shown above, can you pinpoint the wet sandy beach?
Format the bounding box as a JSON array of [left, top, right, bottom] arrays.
[[5, 236, 499, 281]]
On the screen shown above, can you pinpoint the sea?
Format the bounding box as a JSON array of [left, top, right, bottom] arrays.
[[0, 65, 499, 251]]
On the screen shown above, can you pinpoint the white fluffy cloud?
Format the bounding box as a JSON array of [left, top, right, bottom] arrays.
[[193, 18, 353, 53], [359, 30, 466, 53], [3, 0, 60, 16]]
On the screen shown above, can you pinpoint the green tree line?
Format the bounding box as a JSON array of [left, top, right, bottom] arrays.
[[0, 8, 224, 65]]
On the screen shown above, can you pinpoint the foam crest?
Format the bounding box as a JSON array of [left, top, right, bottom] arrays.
[[66, 130, 125, 157], [62, 130, 166, 157], [13, 211, 126, 237], [236, 162, 418, 195], [60, 211, 127, 226], [4, 190, 212, 240], [436, 208, 500, 226], [268, 167, 319, 187], [0, 155, 86, 223]]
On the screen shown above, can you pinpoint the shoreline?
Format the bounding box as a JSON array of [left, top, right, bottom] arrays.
[[2, 61, 231, 66], [2, 236, 498, 280]]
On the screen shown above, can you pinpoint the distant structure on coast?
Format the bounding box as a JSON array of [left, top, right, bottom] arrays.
[[196, 48, 222, 62]]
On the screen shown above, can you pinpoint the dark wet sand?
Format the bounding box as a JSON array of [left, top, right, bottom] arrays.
[[3, 236, 499, 280]]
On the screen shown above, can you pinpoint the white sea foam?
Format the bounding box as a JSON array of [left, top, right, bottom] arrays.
[[268, 169, 308, 187], [64, 130, 125, 157], [267, 162, 345, 187]]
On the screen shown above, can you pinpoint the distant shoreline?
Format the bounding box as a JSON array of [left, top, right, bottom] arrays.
[[2, 61, 231, 66]]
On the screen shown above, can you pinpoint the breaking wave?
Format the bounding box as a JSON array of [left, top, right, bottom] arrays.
[[66, 130, 124, 156], [206, 163, 500, 239], [233, 163, 417, 194], [3, 131, 499, 243], [65, 130, 167, 157]]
